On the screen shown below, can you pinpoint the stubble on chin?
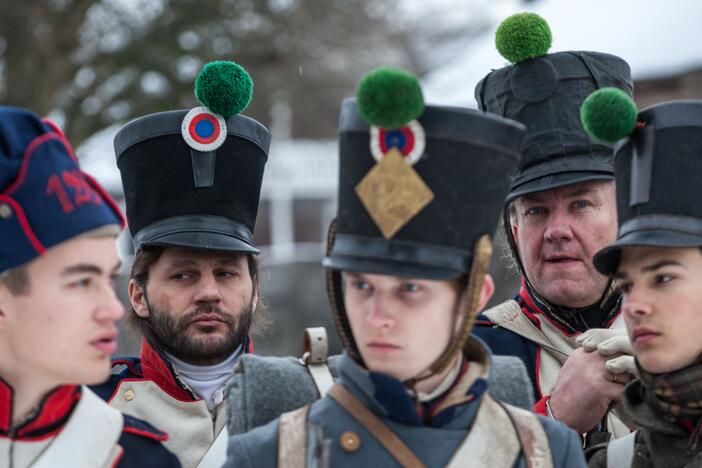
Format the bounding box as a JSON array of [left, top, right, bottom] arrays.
[[145, 301, 254, 365]]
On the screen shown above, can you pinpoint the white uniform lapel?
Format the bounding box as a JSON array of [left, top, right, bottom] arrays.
[[484, 300, 569, 363], [33, 386, 123, 468]]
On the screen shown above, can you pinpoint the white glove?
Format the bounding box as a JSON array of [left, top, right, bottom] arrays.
[[576, 328, 632, 354], [605, 355, 638, 377], [597, 334, 635, 356], [577, 328, 637, 380]]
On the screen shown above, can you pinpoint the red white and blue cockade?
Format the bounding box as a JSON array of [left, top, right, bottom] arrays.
[[181, 106, 227, 152], [369, 119, 426, 166]]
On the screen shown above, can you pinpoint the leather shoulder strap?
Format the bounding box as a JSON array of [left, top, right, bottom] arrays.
[[278, 405, 310, 468], [328, 384, 425, 468], [446, 395, 521, 468], [606, 431, 636, 468], [325, 385, 555, 468], [501, 402, 554, 468], [303, 327, 335, 397], [34, 386, 124, 468], [484, 301, 568, 363], [197, 426, 228, 468]]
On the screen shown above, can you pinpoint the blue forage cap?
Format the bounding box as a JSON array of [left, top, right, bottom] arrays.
[[0, 106, 124, 273]]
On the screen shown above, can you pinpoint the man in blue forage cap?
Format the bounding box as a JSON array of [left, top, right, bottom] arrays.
[[0, 106, 179, 467]]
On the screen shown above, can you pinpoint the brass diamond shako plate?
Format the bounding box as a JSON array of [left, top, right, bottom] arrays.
[[354, 148, 434, 239]]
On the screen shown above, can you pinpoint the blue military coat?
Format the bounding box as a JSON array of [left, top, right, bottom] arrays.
[[224, 339, 585, 467]]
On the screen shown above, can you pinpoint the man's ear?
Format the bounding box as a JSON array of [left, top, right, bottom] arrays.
[[128, 279, 149, 318], [476, 274, 495, 312]]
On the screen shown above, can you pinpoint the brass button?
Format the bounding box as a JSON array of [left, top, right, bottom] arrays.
[[124, 389, 135, 401], [340, 431, 361, 452], [0, 204, 12, 219]]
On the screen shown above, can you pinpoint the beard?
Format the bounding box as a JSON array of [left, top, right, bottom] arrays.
[[144, 300, 253, 365]]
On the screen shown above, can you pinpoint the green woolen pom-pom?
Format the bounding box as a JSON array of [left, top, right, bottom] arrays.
[[194, 61, 253, 117], [580, 88, 638, 144], [356, 67, 424, 129], [495, 13, 552, 64]]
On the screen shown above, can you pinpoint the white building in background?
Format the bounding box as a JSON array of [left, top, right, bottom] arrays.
[[255, 138, 338, 263]]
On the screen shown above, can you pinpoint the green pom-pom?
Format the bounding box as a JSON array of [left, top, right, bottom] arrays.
[[580, 88, 638, 144], [356, 67, 424, 129], [194, 61, 253, 117], [495, 13, 552, 64]]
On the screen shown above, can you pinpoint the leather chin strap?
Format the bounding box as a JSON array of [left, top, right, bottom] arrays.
[[325, 219, 362, 362], [406, 234, 492, 388], [324, 219, 493, 389], [503, 207, 526, 278]]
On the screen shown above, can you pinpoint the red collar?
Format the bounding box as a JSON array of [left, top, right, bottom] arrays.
[[139, 337, 254, 402], [139, 339, 196, 401], [517, 280, 621, 337], [516, 280, 571, 334], [0, 376, 80, 440]]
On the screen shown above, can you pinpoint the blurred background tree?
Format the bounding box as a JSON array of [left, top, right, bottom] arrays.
[[0, 0, 493, 357], [0, 0, 459, 145]]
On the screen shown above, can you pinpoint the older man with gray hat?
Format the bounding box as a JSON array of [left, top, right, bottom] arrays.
[[472, 13, 636, 445]]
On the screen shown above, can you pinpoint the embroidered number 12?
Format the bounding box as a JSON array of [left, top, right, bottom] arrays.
[[46, 170, 102, 213]]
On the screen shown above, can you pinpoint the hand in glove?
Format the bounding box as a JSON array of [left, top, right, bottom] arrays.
[[576, 328, 637, 379]]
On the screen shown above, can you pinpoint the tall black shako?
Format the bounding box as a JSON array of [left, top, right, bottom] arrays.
[[581, 88, 702, 274], [325, 65, 526, 381], [115, 59, 270, 255]]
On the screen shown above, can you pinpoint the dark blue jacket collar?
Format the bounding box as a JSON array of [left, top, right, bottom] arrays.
[[336, 337, 492, 428]]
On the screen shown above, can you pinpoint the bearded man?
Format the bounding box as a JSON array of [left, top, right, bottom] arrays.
[[92, 61, 270, 468]]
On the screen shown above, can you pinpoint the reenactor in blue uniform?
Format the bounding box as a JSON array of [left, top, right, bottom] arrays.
[[91, 61, 270, 468], [580, 90, 702, 466], [224, 68, 585, 467], [0, 107, 179, 467], [473, 13, 634, 443]]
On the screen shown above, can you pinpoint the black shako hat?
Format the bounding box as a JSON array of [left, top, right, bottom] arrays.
[[115, 61, 270, 253], [475, 13, 632, 201], [581, 94, 702, 274], [322, 68, 526, 280], [322, 67, 525, 377]]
